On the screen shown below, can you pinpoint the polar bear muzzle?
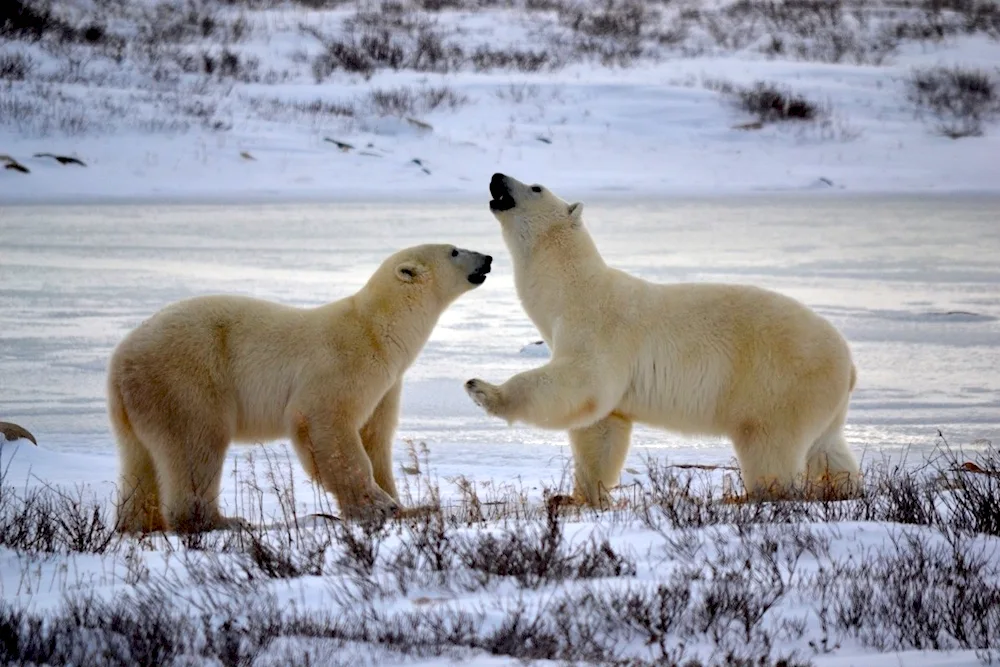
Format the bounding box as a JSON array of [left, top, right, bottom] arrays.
[[456, 247, 492, 285], [489, 173, 517, 212]]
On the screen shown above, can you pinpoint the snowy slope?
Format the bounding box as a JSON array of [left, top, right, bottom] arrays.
[[2, 0, 1000, 203]]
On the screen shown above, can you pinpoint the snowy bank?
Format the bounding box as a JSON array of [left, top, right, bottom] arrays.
[[2, 0, 1000, 204]]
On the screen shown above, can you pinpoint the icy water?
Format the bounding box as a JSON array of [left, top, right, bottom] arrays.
[[1, 195, 998, 490]]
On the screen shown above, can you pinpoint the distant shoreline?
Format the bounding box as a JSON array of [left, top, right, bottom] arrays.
[[5, 187, 1000, 208]]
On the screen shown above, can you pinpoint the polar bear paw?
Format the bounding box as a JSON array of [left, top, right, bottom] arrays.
[[341, 486, 401, 523], [464, 378, 503, 416], [169, 511, 250, 535]]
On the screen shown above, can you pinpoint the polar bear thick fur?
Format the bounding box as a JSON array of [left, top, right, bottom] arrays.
[[109, 244, 492, 533], [465, 173, 860, 505]]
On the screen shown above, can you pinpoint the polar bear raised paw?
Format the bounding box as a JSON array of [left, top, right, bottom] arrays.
[[469, 173, 861, 505], [464, 378, 505, 416]]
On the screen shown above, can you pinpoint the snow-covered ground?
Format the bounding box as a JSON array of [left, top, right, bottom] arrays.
[[2, 0, 1000, 203]]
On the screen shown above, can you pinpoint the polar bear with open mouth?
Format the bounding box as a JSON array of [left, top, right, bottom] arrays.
[[465, 173, 860, 505]]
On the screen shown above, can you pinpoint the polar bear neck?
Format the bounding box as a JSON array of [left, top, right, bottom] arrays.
[[347, 290, 440, 372], [508, 223, 607, 336]]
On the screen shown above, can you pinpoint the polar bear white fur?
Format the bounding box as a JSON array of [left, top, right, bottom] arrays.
[[109, 244, 491, 533], [465, 173, 860, 505]]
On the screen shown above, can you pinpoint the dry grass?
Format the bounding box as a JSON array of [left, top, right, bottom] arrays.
[[2, 434, 999, 663]]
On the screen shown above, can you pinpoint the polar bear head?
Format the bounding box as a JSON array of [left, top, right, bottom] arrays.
[[377, 243, 492, 309], [488, 173, 584, 250]]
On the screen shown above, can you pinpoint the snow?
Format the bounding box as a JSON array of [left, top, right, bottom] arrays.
[[2, 4, 1000, 203], [5, 58, 1000, 204], [2, 1, 1000, 664]]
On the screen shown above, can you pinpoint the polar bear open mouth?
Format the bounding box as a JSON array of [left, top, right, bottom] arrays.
[[468, 264, 491, 285], [489, 174, 517, 212]]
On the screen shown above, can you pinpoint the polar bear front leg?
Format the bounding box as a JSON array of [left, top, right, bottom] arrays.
[[569, 412, 633, 508], [360, 380, 403, 500], [465, 358, 621, 431], [289, 406, 400, 521]]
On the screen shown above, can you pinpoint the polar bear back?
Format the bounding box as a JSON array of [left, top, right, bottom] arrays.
[[611, 279, 851, 434], [479, 172, 860, 503], [112, 294, 355, 442]]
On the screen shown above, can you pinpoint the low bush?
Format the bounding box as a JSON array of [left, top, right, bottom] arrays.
[[1, 0, 71, 41], [366, 85, 468, 116], [738, 82, 821, 122], [0, 52, 34, 81], [3, 434, 999, 665], [906, 65, 1000, 137], [707, 80, 825, 125]]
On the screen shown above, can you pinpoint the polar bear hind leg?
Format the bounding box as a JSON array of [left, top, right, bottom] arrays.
[[108, 374, 167, 533], [144, 421, 237, 533], [569, 412, 633, 507], [112, 358, 244, 533], [805, 404, 862, 500], [111, 388, 166, 533], [116, 441, 165, 532], [730, 417, 813, 501]]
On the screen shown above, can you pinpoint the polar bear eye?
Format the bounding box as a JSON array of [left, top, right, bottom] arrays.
[[531, 186, 542, 193], [450, 248, 458, 257]]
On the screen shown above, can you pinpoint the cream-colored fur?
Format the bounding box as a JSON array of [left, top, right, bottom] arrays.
[[109, 244, 491, 533], [466, 173, 860, 505]]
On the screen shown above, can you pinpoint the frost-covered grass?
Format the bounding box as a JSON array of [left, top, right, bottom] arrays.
[[1, 0, 1000, 201], [2, 436, 999, 667]]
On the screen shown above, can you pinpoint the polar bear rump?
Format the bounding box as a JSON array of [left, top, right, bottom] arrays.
[[466, 173, 860, 504], [110, 244, 491, 533]]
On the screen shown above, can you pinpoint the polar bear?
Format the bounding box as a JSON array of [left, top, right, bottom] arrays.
[[109, 244, 492, 533], [465, 173, 860, 505]]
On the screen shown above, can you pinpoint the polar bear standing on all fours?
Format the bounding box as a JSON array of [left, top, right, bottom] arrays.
[[465, 173, 861, 505], [109, 244, 492, 533]]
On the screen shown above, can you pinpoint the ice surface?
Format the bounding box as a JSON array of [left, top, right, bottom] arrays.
[[2, 196, 996, 494]]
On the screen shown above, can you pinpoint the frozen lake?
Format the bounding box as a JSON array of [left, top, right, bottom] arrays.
[[1, 194, 998, 495]]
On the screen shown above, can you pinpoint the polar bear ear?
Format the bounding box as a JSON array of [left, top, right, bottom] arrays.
[[395, 261, 427, 283], [568, 202, 584, 225]]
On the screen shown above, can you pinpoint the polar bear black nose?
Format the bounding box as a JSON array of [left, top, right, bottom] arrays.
[[490, 173, 509, 194], [489, 175, 515, 212]]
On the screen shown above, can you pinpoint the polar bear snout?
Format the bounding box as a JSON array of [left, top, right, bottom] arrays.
[[489, 173, 517, 212], [467, 253, 492, 285], [450, 246, 492, 286]]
